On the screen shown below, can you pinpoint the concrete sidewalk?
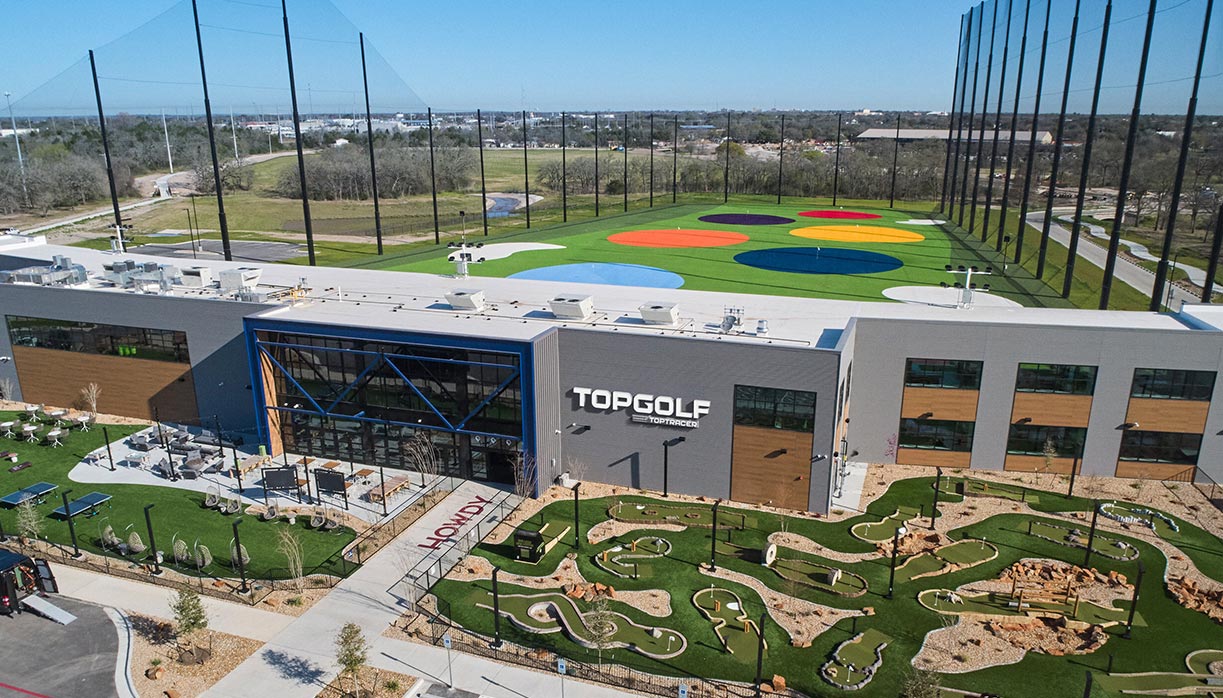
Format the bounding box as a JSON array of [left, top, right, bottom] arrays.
[[53, 564, 293, 643]]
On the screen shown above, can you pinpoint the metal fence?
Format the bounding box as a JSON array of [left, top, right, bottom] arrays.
[[343, 475, 458, 565], [390, 488, 520, 610]]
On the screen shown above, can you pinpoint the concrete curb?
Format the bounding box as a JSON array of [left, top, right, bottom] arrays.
[[104, 607, 140, 698]]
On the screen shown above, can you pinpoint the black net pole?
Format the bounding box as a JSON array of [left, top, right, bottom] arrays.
[[190, 0, 232, 261], [996, 0, 1032, 252], [941, 14, 967, 213], [777, 113, 785, 205], [649, 113, 654, 207], [561, 111, 568, 221], [478, 109, 489, 235], [1099, 0, 1157, 309], [281, 0, 316, 265], [1202, 205, 1223, 302], [959, 4, 985, 226], [594, 113, 600, 216], [1152, 0, 1215, 310], [359, 33, 383, 256], [88, 51, 124, 238], [832, 113, 842, 206], [623, 112, 629, 212], [523, 110, 531, 229], [948, 8, 975, 217], [428, 108, 439, 243], [1061, 0, 1112, 300], [982, 0, 1014, 246], [672, 117, 678, 203], [1014, 0, 1052, 264], [969, 0, 999, 237], [889, 113, 901, 208], [1036, 0, 1081, 279], [723, 111, 731, 203]]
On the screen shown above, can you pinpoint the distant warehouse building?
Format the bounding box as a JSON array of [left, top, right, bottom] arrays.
[[1, 240, 1221, 516], [855, 128, 1054, 145]]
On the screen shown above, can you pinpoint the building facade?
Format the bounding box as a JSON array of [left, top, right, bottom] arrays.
[[1, 243, 1221, 515]]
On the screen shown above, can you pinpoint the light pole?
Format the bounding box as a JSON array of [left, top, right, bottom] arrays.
[[1084, 500, 1100, 568], [887, 525, 908, 599], [572, 482, 581, 550], [232, 518, 249, 593], [663, 436, 685, 497], [710, 499, 720, 572], [1123, 560, 1145, 639], [491, 565, 503, 648], [184, 208, 198, 259], [753, 611, 767, 698], [144, 504, 161, 575], [61, 489, 81, 558], [4, 91, 28, 207], [102, 425, 116, 472], [930, 467, 943, 529]]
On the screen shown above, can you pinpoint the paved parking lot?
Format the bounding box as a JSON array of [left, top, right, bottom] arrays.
[[0, 596, 119, 698]]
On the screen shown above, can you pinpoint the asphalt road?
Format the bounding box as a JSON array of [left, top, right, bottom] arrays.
[[0, 595, 120, 698]]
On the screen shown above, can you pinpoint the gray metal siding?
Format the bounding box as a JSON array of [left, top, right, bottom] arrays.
[[531, 328, 563, 490], [557, 329, 840, 513], [847, 317, 1223, 483], [0, 284, 265, 435]]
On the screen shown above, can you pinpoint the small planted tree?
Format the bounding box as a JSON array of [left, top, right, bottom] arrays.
[[16, 500, 42, 546], [334, 622, 369, 698], [404, 432, 440, 487], [170, 588, 209, 662], [276, 527, 304, 591], [513, 453, 538, 500], [587, 595, 618, 667], [1042, 437, 1059, 490], [79, 382, 101, 414], [0, 376, 15, 401], [899, 668, 942, 698]]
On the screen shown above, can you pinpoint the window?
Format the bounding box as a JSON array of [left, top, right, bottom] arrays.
[[1015, 364, 1097, 395], [1006, 425, 1086, 457], [733, 385, 816, 432], [1131, 368, 1216, 401], [904, 359, 982, 390], [899, 418, 974, 452], [6, 315, 189, 363], [1119, 430, 1202, 465]]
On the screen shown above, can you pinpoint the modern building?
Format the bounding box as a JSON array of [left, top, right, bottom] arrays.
[[1, 240, 1220, 515], [854, 127, 1054, 145]]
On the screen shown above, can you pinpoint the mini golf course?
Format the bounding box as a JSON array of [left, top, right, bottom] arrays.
[[368, 202, 1050, 305], [429, 479, 1223, 698], [1028, 520, 1141, 561]]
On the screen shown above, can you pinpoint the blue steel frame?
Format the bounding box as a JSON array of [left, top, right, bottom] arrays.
[[243, 317, 537, 491]]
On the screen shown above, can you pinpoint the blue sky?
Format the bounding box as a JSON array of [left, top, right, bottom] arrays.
[[3, 0, 1219, 115]]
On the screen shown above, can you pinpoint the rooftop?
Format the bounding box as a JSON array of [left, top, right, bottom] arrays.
[[0, 238, 1209, 350]]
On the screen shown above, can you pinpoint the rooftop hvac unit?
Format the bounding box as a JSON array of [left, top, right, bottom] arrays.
[[549, 294, 594, 320], [638, 302, 679, 325], [219, 267, 262, 293], [181, 267, 213, 288], [445, 289, 486, 312]]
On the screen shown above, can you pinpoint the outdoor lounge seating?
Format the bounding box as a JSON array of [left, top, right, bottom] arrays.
[[204, 488, 220, 508], [310, 506, 327, 528], [220, 496, 241, 515], [128, 434, 156, 452], [262, 503, 279, 521], [1, 421, 16, 438], [0, 451, 17, 462], [44, 430, 64, 448], [7, 461, 32, 473]]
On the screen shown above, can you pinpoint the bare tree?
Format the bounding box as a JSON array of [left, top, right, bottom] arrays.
[[514, 453, 538, 500], [586, 595, 618, 667], [565, 456, 588, 484], [403, 432, 441, 487], [0, 377, 15, 402], [79, 382, 101, 414], [276, 527, 304, 592], [16, 500, 42, 547]]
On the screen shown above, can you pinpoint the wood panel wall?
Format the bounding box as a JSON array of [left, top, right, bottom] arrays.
[[730, 425, 813, 511], [1114, 461, 1196, 481], [12, 346, 197, 423], [1003, 454, 1081, 474], [896, 448, 971, 469], [1125, 398, 1210, 433], [259, 348, 284, 457], [900, 387, 980, 421], [1009, 393, 1094, 428]]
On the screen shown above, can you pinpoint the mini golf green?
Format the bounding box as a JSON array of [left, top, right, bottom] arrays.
[[609, 500, 750, 530], [692, 586, 764, 657], [896, 539, 999, 583], [822, 628, 891, 690], [771, 552, 870, 597], [918, 588, 1136, 626], [593, 536, 671, 579], [1028, 520, 1140, 561], [482, 590, 687, 659], [938, 477, 1039, 504], [850, 506, 923, 542]]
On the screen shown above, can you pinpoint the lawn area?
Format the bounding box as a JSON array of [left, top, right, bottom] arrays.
[[0, 411, 355, 580], [430, 476, 1223, 698]]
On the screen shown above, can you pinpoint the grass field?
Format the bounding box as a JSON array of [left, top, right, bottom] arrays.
[[0, 412, 355, 580]]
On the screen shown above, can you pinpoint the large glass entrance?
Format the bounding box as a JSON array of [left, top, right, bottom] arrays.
[[252, 327, 529, 486]]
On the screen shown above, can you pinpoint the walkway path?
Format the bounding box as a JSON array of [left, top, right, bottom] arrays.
[[1024, 208, 1200, 309], [1054, 209, 1206, 285]]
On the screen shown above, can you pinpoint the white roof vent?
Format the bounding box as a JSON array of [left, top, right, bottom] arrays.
[[181, 267, 213, 288], [219, 267, 261, 293], [445, 289, 486, 312], [549, 294, 594, 320], [639, 302, 679, 325]]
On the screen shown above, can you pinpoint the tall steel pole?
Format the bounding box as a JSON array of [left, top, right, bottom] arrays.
[[191, 0, 232, 261], [981, 0, 1014, 245], [832, 113, 842, 206], [1203, 205, 1223, 302], [478, 109, 489, 235], [1099, 0, 1157, 309], [889, 113, 902, 208], [997, 0, 1032, 252], [161, 109, 174, 175], [777, 113, 786, 205], [88, 51, 124, 239], [940, 14, 967, 214], [948, 8, 976, 217], [594, 113, 600, 216], [522, 109, 531, 228], [968, 0, 999, 237], [1036, 0, 1081, 279], [1014, 0, 1052, 263], [959, 4, 986, 226], [672, 116, 678, 203], [623, 112, 629, 212], [427, 107, 439, 243], [1151, 0, 1214, 310], [281, 0, 316, 265], [723, 111, 731, 203], [561, 111, 568, 221], [1061, 0, 1112, 300], [3, 92, 28, 207], [358, 33, 384, 255], [649, 113, 655, 207]]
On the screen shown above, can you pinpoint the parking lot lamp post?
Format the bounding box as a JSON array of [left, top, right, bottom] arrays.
[[572, 482, 581, 550], [1123, 561, 1145, 639], [930, 467, 943, 529], [491, 566, 503, 648], [232, 518, 249, 593], [887, 525, 909, 599], [102, 425, 116, 472], [144, 504, 161, 575], [663, 436, 685, 497], [1084, 500, 1100, 568], [711, 500, 720, 572], [61, 489, 81, 558]]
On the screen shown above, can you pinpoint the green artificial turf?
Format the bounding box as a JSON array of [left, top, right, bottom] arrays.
[[0, 412, 356, 580], [432, 477, 1223, 698]]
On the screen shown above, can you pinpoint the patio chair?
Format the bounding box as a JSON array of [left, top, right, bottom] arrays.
[[322, 512, 341, 531], [309, 506, 326, 528], [262, 503, 279, 521], [204, 487, 221, 508], [221, 496, 241, 515]]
